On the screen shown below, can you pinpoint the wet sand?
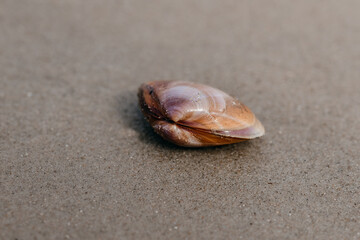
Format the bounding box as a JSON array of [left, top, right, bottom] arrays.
[[1, 0, 359, 239]]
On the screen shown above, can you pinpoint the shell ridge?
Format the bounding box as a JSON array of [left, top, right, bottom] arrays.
[[210, 112, 253, 129], [175, 123, 249, 140]]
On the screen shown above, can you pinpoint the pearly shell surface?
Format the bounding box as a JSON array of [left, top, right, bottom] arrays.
[[138, 80, 265, 147]]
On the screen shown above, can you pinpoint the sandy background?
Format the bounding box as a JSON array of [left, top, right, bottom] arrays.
[[1, 0, 360, 239]]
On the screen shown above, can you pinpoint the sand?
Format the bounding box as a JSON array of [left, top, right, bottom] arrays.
[[1, 0, 359, 239]]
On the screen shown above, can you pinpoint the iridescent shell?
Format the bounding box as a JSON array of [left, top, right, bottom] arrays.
[[138, 80, 265, 147]]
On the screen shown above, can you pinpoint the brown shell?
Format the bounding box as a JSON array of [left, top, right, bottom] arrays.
[[138, 80, 265, 147]]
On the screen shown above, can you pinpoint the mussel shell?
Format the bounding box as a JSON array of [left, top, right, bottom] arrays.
[[138, 81, 265, 147]]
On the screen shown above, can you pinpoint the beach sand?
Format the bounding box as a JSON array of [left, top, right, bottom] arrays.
[[1, 0, 359, 239]]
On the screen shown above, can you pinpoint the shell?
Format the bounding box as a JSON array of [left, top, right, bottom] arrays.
[[138, 80, 265, 147]]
